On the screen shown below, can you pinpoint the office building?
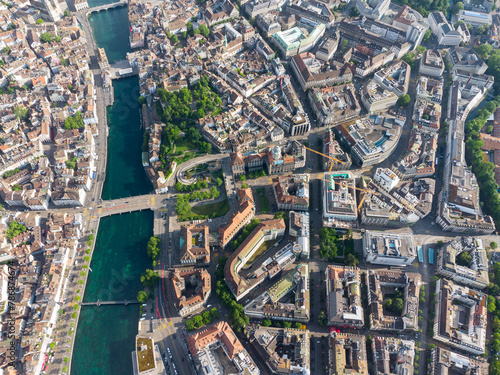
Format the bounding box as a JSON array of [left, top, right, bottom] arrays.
[[367, 269, 421, 331], [362, 231, 416, 266], [322, 172, 357, 228], [436, 237, 489, 289], [433, 279, 487, 355], [187, 321, 260, 375], [419, 49, 444, 77], [325, 266, 364, 328]]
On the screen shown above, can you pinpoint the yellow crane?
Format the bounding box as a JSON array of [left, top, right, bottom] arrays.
[[304, 146, 344, 172], [319, 177, 380, 212]]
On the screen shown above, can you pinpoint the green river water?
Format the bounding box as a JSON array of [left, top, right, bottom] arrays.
[[71, 2, 154, 374]]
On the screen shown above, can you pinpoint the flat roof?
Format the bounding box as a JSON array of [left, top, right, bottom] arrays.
[[462, 10, 489, 19], [136, 337, 155, 374]]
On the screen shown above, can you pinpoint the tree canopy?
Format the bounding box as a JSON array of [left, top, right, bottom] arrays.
[[397, 94, 411, 108], [319, 227, 338, 261], [6, 220, 27, 240], [40, 32, 54, 43], [452, 1, 464, 14], [140, 269, 160, 289], [147, 236, 161, 260], [64, 112, 84, 130], [456, 251, 472, 266]]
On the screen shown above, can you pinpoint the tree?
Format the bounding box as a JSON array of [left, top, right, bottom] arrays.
[[349, 7, 360, 17], [64, 10, 71, 17], [474, 44, 492, 60], [491, 241, 498, 250], [283, 321, 292, 328], [14, 106, 28, 120], [319, 228, 339, 261], [317, 310, 327, 326], [147, 236, 161, 260], [345, 253, 359, 267], [170, 34, 179, 44], [488, 295, 497, 313], [210, 307, 219, 320], [456, 251, 472, 266], [202, 310, 211, 324], [397, 94, 411, 108], [476, 24, 490, 35], [64, 111, 84, 129], [452, 1, 464, 14], [415, 45, 426, 55], [216, 177, 223, 186], [65, 157, 77, 170], [185, 319, 195, 331], [40, 32, 54, 43], [294, 322, 302, 329], [6, 220, 27, 240], [140, 269, 160, 289], [423, 29, 432, 42], [181, 31, 187, 39], [12, 184, 21, 191], [196, 108, 205, 118], [340, 39, 349, 53], [199, 24, 210, 37], [55, 35, 61, 42], [36, 18, 44, 24], [138, 96, 146, 106], [402, 53, 417, 69], [137, 290, 148, 303]]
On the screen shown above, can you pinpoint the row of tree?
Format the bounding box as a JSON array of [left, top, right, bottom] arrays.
[[464, 96, 500, 228], [488, 299, 500, 372], [215, 257, 249, 332], [231, 219, 260, 251], [175, 178, 208, 193], [261, 319, 303, 329], [147, 236, 161, 260]]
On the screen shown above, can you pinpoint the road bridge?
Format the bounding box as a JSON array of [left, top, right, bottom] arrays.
[[83, 1, 128, 16]]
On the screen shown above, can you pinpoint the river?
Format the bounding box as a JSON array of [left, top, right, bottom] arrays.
[[71, 2, 153, 374]]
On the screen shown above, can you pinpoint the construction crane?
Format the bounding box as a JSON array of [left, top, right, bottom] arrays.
[[304, 146, 344, 172], [319, 177, 380, 212]]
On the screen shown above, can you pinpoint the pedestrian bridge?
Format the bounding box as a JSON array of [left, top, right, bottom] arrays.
[[81, 299, 140, 306]]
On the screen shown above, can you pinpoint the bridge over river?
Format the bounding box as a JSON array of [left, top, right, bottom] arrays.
[[81, 299, 141, 307]]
